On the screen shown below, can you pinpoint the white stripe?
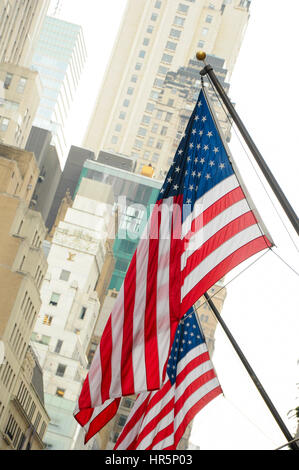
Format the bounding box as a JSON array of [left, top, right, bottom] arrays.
[[182, 174, 239, 237], [181, 199, 251, 270], [174, 377, 220, 433], [152, 433, 174, 450], [109, 287, 124, 397], [88, 346, 102, 405], [156, 199, 172, 380], [83, 400, 115, 434], [181, 224, 262, 300], [132, 236, 149, 391]]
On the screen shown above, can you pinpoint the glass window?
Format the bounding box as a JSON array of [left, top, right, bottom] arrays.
[[165, 112, 173, 122], [0, 117, 10, 131], [146, 102, 155, 113], [43, 315, 53, 326], [59, 270, 70, 281], [127, 87, 134, 95], [79, 307, 87, 320], [154, 78, 164, 88], [147, 25, 154, 34], [198, 40, 205, 48], [170, 28, 181, 38], [156, 140, 163, 149], [162, 53, 173, 64], [119, 111, 126, 120], [174, 16, 185, 26], [151, 13, 158, 21], [115, 123, 122, 132], [137, 127, 147, 137], [56, 364, 66, 377], [49, 292, 60, 306], [143, 38, 150, 46], [202, 27, 209, 35], [131, 74, 138, 83], [4, 73, 13, 89], [123, 99, 130, 107], [142, 115, 151, 125], [111, 135, 118, 144], [150, 90, 159, 100], [134, 139, 143, 149], [135, 62, 142, 70], [139, 50, 146, 58], [166, 41, 177, 51], [16, 77, 27, 94], [158, 65, 169, 75], [56, 388, 65, 397], [143, 151, 150, 160], [55, 340, 63, 353], [154, 0, 161, 8], [160, 126, 167, 136], [151, 123, 158, 133], [147, 137, 154, 147], [206, 15, 213, 23], [178, 3, 189, 13]]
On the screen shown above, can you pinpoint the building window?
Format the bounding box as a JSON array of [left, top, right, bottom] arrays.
[[151, 13, 158, 21], [142, 115, 151, 125], [150, 90, 159, 100], [165, 112, 173, 122], [205, 15, 213, 23], [146, 102, 155, 113], [4, 73, 13, 89], [156, 140, 163, 150], [49, 292, 60, 306], [131, 74, 138, 83], [16, 77, 27, 94], [55, 340, 63, 353], [154, 78, 164, 88], [117, 414, 127, 426], [174, 16, 185, 26], [79, 307, 87, 320], [198, 40, 205, 49], [127, 87, 134, 95], [135, 62, 142, 70], [166, 41, 177, 51], [170, 28, 181, 39], [143, 151, 150, 160], [137, 127, 147, 137], [119, 111, 126, 120], [59, 270, 70, 281], [160, 126, 167, 136], [134, 139, 143, 149], [111, 135, 118, 144], [123, 99, 130, 107], [151, 123, 159, 133], [152, 153, 159, 162], [178, 3, 189, 13], [161, 53, 173, 64], [143, 38, 150, 46], [147, 25, 154, 34], [56, 364, 66, 377], [115, 124, 122, 132], [154, 0, 161, 7], [56, 388, 65, 398], [43, 315, 53, 326], [0, 117, 10, 131], [147, 137, 154, 147], [139, 50, 146, 58], [167, 99, 174, 107], [202, 27, 209, 35], [158, 65, 169, 75]]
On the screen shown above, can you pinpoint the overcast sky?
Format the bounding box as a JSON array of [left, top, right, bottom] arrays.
[[50, 0, 299, 450]]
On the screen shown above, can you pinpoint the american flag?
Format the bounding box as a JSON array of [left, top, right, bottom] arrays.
[[114, 307, 222, 450], [74, 88, 272, 444]]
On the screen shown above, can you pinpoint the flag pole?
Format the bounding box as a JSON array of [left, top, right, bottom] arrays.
[[203, 292, 298, 450], [196, 52, 299, 237]]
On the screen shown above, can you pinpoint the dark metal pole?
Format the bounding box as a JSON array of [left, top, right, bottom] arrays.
[[199, 62, 299, 237], [204, 292, 298, 450]]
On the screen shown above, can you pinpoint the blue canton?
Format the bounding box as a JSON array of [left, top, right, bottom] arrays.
[[166, 308, 205, 386], [157, 89, 234, 219]]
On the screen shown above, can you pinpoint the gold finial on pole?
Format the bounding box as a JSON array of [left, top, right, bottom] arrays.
[[196, 51, 206, 61]]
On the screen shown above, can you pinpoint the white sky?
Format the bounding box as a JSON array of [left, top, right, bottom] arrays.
[[51, 0, 299, 450]]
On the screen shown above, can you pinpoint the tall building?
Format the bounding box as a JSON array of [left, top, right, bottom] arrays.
[[31, 16, 87, 163], [0, 143, 50, 450], [0, 62, 42, 148], [83, 0, 251, 174], [0, 0, 50, 67], [31, 177, 115, 450]]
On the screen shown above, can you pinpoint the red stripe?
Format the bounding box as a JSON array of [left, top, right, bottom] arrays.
[[76, 375, 92, 423], [175, 352, 210, 387], [175, 369, 217, 415], [181, 235, 271, 313], [184, 186, 245, 245], [144, 203, 162, 390], [84, 398, 121, 444], [134, 397, 175, 448], [182, 211, 257, 281], [99, 317, 113, 403], [114, 394, 152, 449], [121, 252, 137, 395], [146, 422, 174, 450], [174, 386, 222, 447]]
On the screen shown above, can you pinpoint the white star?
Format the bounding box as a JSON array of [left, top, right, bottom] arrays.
[[187, 156, 191, 162], [194, 115, 199, 121], [203, 145, 209, 151], [178, 149, 183, 155], [196, 144, 201, 150], [167, 177, 173, 183], [189, 185, 194, 191], [197, 172, 201, 178], [207, 131, 213, 138], [202, 116, 207, 122], [160, 188, 165, 193], [173, 184, 179, 190], [200, 158, 205, 164], [198, 101, 202, 108], [194, 157, 199, 163], [209, 160, 215, 167], [205, 173, 211, 180], [192, 129, 196, 135], [189, 143, 194, 149], [175, 166, 180, 173], [191, 171, 196, 177], [219, 163, 225, 169], [213, 147, 219, 154], [199, 130, 203, 136], [186, 198, 192, 204]]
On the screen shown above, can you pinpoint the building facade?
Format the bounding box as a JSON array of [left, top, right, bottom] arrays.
[[0, 0, 50, 67], [31, 177, 115, 450], [0, 62, 42, 148], [83, 0, 251, 174], [0, 143, 49, 450], [31, 16, 87, 163]]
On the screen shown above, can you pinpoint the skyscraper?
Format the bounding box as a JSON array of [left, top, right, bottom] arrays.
[[83, 0, 251, 175], [31, 16, 87, 163], [0, 0, 50, 67]]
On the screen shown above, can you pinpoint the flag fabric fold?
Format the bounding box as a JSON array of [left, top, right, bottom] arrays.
[[74, 88, 272, 446], [114, 308, 222, 450]]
